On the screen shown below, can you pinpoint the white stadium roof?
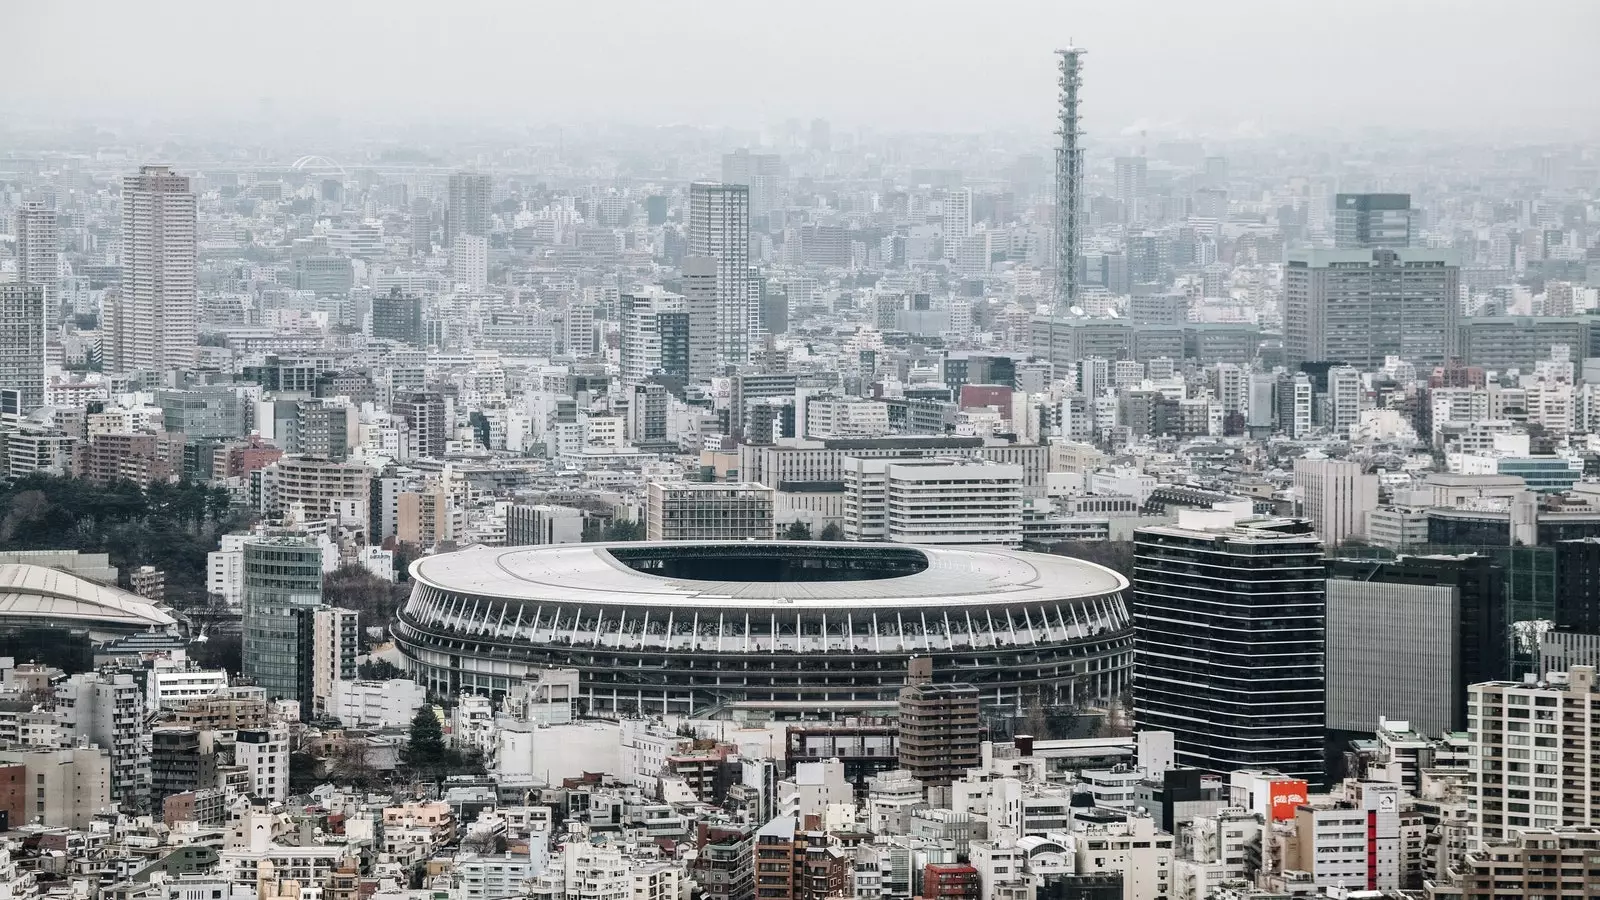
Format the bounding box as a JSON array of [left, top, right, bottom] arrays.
[[411, 541, 1126, 610], [0, 564, 176, 630]]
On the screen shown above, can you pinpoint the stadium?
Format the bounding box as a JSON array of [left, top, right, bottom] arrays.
[[393, 542, 1132, 717]]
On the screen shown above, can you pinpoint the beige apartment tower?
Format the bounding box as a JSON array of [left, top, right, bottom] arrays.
[[107, 165, 197, 373]]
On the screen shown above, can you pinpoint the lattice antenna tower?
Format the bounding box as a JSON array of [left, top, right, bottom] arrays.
[[1052, 46, 1086, 372]]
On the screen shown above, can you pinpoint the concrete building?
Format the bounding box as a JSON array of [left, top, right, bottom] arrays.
[[1293, 457, 1378, 548], [261, 456, 370, 522], [898, 658, 981, 789], [645, 481, 774, 542], [106, 165, 197, 373], [56, 671, 145, 806], [331, 679, 429, 729], [505, 503, 584, 545], [0, 284, 45, 414], [1456, 827, 1600, 898], [1291, 783, 1403, 892], [235, 725, 289, 804], [688, 182, 751, 366], [1470, 665, 1600, 845], [0, 746, 112, 829], [842, 457, 1024, 546], [1132, 508, 1325, 782], [305, 605, 360, 717], [1283, 247, 1460, 370]]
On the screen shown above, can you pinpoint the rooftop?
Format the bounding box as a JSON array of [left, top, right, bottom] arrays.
[[410, 541, 1126, 610]]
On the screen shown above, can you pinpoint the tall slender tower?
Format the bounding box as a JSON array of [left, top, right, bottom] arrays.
[[1054, 46, 1086, 308], [109, 165, 196, 374], [688, 182, 751, 369]]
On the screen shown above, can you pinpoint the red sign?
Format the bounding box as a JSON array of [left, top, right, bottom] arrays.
[[1269, 779, 1308, 821]]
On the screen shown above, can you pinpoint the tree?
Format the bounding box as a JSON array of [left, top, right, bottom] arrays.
[[603, 519, 644, 542], [781, 521, 813, 541], [404, 705, 446, 772], [358, 658, 407, 680], [819, 523, 844, 541]]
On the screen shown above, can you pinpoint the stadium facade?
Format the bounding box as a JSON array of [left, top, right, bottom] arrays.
[[394, 542, 1132, 717]]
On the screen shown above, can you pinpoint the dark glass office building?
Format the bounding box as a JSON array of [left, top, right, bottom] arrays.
[[1132, 514, 1326, 783]]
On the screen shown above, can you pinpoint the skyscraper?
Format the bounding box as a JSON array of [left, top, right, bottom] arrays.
[[688, 182, 750, 368], [107, 165, 197, 373], [1132, 508, 1326, 782], [445, 172, 492, 248], [1283, 248, 1460, 370], [13, 201, 60, 306], [0, 284, 45, 414], [1334, 193, 1415, 249]]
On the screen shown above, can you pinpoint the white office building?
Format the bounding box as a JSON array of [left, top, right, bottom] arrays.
[[843, 457, 1023, 546], [1293, 457, 1379, 548]]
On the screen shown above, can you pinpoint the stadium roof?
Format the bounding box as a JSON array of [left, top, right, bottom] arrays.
[[411, 541, 1126, 610], [0, 564, 177, 631]]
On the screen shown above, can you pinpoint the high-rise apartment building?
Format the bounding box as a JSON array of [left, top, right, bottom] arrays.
[[445, 172, 492, 247], [0, 284, 45, 414], [1470, 665, 1599, 846], [620, 288, 690, 385], [13, 201, 60, 306], [372, 289, 424, 346], [451, 233, 488, 292], [1132, 508, 1326, 782], [1334, 193, 1415, 249], [56, 671, 145, 807], [1293, 457, 1378, 548], [107, 165, 197, 373], [396, 392, 449, 460], [300, 604, 359, 717], [688, 182, 750, 368], [1284, 248, 1460, 370], [241, 537, 325, 703], [942, 188, 972, 241]]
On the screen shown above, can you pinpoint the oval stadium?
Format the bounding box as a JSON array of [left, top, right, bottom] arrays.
[[394, 542, 1131, 717]]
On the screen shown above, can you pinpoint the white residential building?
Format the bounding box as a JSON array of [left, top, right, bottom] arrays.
[[235, 725, 290, 804], [1470, 665, 1599, 845], [330, 679, 429, 729]]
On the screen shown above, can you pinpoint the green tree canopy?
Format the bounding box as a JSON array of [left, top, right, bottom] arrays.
[[405, 705, 446, 769]]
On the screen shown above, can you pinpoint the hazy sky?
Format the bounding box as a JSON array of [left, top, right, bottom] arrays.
[[12, 0, 1600, 137]]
